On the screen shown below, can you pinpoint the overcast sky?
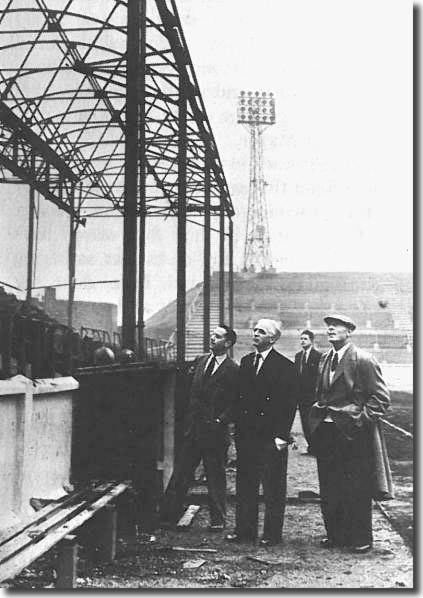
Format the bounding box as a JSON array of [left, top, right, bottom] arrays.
[[0, 0, 413, 321]]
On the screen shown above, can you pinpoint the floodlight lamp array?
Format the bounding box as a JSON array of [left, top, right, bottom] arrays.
[[237, 90, 275, 125]]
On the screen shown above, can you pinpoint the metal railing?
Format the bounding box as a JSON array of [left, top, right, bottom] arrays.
[[0, 313, 177, 380], [0, 313, 78, 378], [81, 326, 176, 364], [143, 337, 176, 362], [80, 326, 112, 347]]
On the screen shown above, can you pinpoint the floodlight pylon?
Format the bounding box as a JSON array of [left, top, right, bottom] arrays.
[[237, 90, 275, 272]]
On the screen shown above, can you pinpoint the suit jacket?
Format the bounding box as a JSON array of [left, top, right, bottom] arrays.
[[294, 347, 321, 401], [184, 354, 239, 447], [309, 343, 390, 440], [236, 348, 298, 442]]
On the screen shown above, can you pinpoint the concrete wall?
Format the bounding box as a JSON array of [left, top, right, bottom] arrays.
[[0, 375, 78, 540], [27, 378, 77, 500]]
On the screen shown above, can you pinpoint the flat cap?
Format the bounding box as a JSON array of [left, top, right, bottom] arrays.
[[323, 313, 356, 331]]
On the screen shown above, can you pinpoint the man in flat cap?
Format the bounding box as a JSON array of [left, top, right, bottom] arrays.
[[309, 314, 391, 553], [226, 318, 297, 546]]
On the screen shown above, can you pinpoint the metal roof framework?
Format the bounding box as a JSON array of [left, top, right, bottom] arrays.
[[0, 0, 234, 220], [0, 0, 235, 358]]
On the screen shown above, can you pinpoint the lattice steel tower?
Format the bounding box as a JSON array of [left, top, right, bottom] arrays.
[[237, 90, 275, 272]]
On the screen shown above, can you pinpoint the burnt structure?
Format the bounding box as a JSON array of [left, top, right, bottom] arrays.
[[0, 284, 175, 379], [41, 287, 118, 335], [0, 0, 234, 363]]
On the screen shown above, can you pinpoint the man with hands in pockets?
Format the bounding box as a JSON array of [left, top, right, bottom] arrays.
[[226, 319, 298, 546], [159, 325, 239, 531]]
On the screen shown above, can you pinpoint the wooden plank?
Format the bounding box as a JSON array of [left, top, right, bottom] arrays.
[[176, 505, 200, 529], [0, 488, 89, 549], [170, 547, 217, 553], [0, 483, 128, 583], [0, 483, 114, 566], [0, 481, 112, 549], [0, 497, 89, 568], [182, 558, 206, 569], [154, 546, 218, 554]]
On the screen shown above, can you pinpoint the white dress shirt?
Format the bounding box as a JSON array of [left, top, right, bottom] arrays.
[[328, 343, 350, 384], [203, 352, 227, 376], [255, 346, 273, 374]]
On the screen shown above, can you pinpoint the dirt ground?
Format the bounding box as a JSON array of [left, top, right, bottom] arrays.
[[6, 413, 414, 590]]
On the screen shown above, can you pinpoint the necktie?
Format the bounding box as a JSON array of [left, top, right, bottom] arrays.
[[204, 356, 216, 379], [331, 352, 338, 372], [301, 351, 307, 373], [254, 353, 262, 374]]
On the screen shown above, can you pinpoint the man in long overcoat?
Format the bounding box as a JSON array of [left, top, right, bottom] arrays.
[[226, 319, 297, 546], [159, 325, 239, 530], [294, 329, 321, 455], [309, 313, 391, 553]]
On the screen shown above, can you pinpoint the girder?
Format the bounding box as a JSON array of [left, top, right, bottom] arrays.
[[0, 99, 83, 219], [0, 0, 234, 221]]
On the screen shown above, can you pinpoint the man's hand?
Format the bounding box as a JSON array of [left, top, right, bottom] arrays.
[[274, 437, 288, 451]]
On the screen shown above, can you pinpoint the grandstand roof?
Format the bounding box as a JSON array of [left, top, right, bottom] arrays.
[[0, 0, 234, 222]]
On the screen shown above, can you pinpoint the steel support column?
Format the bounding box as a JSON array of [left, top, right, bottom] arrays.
[[122, 0, 142, 351], [26, 153, 35, 302], [229, 218, 234, 357], [68, 186, 76, 329], [203, 155, 211, 351], [176, 77, 187, 364], [219, 193, 225, 323], [137, 0, 147, 359]]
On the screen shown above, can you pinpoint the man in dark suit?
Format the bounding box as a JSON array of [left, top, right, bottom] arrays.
[[159, 325, 239, 530], [309, 314, 391, 553], [226, 319, 297, 546], [294, 329, 321, 455]]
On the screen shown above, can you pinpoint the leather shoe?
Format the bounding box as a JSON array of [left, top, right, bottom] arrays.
[[259, 538, 278, 547], [351, 544, 372, 554], [137, 533, 157, 543], [225, 532, 241, 542], [320, 538, 335, 548]]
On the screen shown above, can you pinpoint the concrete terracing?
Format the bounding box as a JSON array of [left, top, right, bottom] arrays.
[[145, 272, 413, 364]]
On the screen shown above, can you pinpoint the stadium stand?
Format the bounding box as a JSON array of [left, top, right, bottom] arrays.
[[144, 272, 412, 364]]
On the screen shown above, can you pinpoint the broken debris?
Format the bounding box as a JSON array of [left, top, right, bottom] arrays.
[[182, 559, 206, 569]]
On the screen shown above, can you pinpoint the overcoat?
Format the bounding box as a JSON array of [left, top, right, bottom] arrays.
[[309, 343, 393, 499]]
